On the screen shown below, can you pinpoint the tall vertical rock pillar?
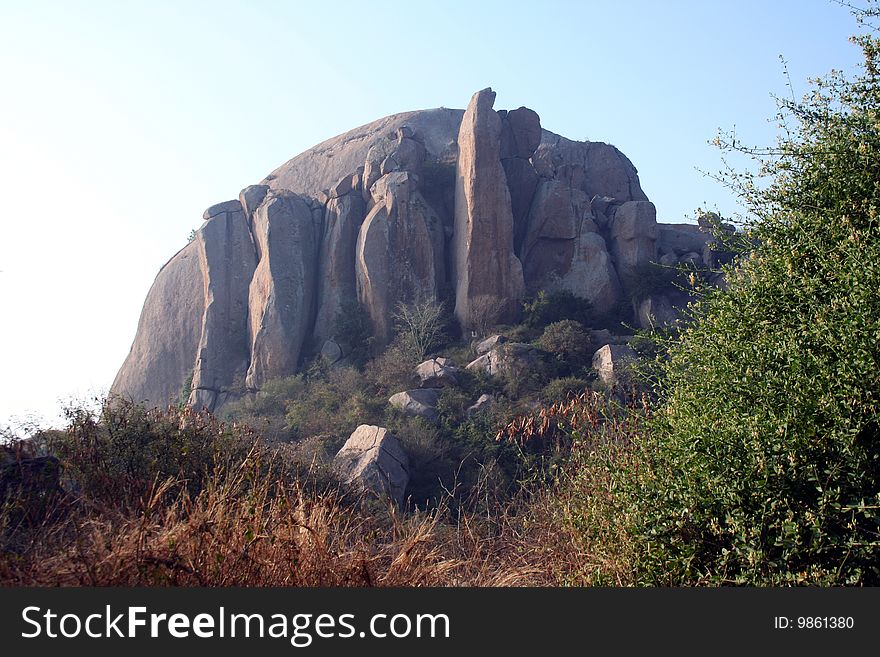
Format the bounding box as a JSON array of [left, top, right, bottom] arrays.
[[453, 88, 524, 330]]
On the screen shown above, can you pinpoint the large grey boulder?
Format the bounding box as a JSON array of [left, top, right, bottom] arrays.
[[389, 388, 440, 419], [549, 231, 622, 316], [453, 88, 525, 329], [415, 357, 460, 388], [320, 339, 343, 365], [332, 425, 410, 506], [188, 202, 256, 412], [111, 240, 205, 407], [592, 344, 638, 386], [657, 223, 710, 257], [246, 191, 319, 390], [519, 179, 622, 315]]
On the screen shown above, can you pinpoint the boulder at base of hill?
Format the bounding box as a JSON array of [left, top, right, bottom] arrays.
[[332, 425, 409, 506]]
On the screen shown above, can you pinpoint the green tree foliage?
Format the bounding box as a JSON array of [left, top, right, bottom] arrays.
[[534, 320, 593, 373], [522, 290, 594, 330], [607, 16, 880, 584]]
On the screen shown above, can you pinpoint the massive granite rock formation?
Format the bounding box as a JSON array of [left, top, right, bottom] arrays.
[[112, 88, 713, 412]]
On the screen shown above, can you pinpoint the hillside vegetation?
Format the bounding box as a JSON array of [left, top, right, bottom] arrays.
[[2, 9, 879, 586]]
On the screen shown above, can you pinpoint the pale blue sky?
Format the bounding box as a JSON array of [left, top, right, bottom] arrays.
[[0, 0, 866, 428]]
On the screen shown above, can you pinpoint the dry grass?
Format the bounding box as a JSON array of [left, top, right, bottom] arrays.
[[0, 452, 572, 587], [0, 396, 642, 587]]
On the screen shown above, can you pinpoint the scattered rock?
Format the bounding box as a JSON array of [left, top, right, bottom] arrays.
[[389, 389, 440, 419], [467, 394, 494, 417], [474, 334, 507, 355], [592, 344, 638, 386], [466, 342, 539, 378], [415, 358, 460, 388], [332, 425, 409, 506]]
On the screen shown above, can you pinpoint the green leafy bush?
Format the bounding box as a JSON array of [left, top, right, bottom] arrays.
[[534, 320, 592, 374], [541, 377, 591, 404], [522, 290, 594, 330], [599, 21, 880, 585]]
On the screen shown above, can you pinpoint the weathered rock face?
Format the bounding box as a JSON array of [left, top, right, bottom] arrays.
[[609, 200, 658, 291], [246, 191, 319, 390], [453, 88, 525, 329], [332, 425, 410, 506], [356, 169, 440, 343], [532, 135, 648, 203], [113, 88, 705, 412], [313, 183, 366, 344], [112, 241, 205, 406], [188, 201, 256, 411]]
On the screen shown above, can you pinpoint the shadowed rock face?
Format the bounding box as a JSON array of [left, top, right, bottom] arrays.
[[113, 88, 702, 411]]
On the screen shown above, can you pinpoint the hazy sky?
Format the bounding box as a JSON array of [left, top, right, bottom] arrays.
[[0, 0, 867, 429]]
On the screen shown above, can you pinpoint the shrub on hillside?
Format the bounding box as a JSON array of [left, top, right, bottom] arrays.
[[522, 290, 594, 330], [591, 18, 880, 585], [534, 320, 592, 374]]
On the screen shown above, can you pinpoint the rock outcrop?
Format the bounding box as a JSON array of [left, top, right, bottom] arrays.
[[113, 88, 710, 412], [415, 357, 460, 388], [466, 342, 540, 379], [188, 201, 256, 411], [356, 169, 441, 343], [112, 241, 205, 406], [245, 192, 319, 391]]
